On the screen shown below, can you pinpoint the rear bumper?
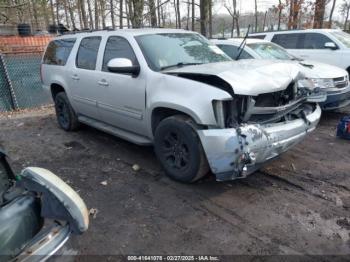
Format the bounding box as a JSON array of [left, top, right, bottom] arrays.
[[321, 85, 350, 110], [198, 104, 321, 181]]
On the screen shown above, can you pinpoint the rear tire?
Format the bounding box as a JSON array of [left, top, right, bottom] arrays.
[[154, 115, 209, 183], [54, 92, 80, 131]]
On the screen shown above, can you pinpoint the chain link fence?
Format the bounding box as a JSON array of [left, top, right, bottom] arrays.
[[0, 51, 52, 112]]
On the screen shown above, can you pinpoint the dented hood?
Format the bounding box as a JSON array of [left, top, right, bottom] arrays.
[[296, 60, 347, 79], [165, 60, 304, 96]]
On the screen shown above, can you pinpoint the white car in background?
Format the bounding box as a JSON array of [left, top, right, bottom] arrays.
[[212, 38, 350, 110], [248, 29, 350, 74]]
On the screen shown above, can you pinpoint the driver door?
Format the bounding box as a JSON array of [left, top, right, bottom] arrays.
[[95, 36, 146, 135]]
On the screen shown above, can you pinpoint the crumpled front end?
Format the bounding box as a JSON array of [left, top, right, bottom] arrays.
[[198, 103, 321, 181]]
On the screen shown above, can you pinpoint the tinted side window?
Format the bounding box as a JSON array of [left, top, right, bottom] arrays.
[[248, 35, 266, 39], [271, 34, 299, 49], [43, 38, 76, 65], [102, 36, 138, 72], [76, 36, 101, 70], [217, 44, 252, 59], [301, 33, 334, 49]]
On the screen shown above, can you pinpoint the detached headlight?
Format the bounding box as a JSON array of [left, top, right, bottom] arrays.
[[310, 78, 335, 89]]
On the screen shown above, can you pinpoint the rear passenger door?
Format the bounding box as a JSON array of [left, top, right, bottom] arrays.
[[69, 36, 102, 120], [95, 36, 146, 134]]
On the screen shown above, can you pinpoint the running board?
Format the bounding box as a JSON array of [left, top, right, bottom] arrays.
[[78, 116, 152, 146]]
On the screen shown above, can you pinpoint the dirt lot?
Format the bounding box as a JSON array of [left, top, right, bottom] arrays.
[[1, 107, 350, 256]]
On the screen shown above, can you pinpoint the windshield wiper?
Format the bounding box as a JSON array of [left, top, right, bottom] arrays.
[[235, 24, 251, 60], [160, 62, 203, 71]]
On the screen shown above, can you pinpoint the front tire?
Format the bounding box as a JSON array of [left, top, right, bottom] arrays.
[[154, 115, 209, 183], [54, 92, 80, 131]]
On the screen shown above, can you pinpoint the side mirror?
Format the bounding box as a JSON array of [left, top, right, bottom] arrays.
[[324, 42, 338, 50], [107, 58, 140, 77]]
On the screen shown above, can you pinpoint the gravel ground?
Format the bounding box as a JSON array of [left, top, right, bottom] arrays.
[[0, 106, 350, 256]]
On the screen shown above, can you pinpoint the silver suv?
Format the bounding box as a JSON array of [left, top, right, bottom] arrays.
[[41, 29, 324, 183]]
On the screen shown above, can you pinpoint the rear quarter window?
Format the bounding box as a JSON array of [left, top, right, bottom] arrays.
[[248, 35, 266, 40], [271, 33, 299, 49], [43, 38, 76, 65]]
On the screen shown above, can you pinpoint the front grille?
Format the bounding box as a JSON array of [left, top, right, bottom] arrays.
[[334, 76, 348, 89]]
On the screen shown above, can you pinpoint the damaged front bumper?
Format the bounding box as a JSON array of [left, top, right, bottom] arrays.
[[198, 104, 321, 181]]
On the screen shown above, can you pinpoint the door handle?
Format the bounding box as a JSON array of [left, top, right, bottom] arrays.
[[71, 74, 80, 80], [98, 79, 109, 86]]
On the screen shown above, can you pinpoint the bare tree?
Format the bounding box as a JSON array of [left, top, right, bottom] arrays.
[[328, 0, 337, 28], [277, 0, 283, 30], [87, 0, 94, 28], [67, 0, 76, 29], [200, 0, 209, 36], [79, 0, 88, 28], [341, 0, 350, 30], [100, 0, 106, 28], [110, 0, 115, 28], [313, 0, 326, 28], [49, 0, 56, 26], [94, 0, 99, 29], [254, 0, 258, 32], [225, 0, 240, 37], [120, 0, 123, 28], [149, 0, 157, 27], [192, 0, 195, 31]]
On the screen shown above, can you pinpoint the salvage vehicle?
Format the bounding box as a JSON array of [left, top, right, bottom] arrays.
[[212, 38, 350, 110], [41, 29, 325, 183], [0, 150, 89, 261]]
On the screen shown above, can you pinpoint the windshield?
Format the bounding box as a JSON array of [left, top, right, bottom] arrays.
[[330, 31, 350, 48], [247, 42, 296, 60], [135, 33, 231, 71]]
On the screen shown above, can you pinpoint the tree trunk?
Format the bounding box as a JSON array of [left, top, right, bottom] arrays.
[[87, 0, 94, 29], [67, 0, 76, 29], [177, 0, 181, 28], [110, 0, 115, 28], [119, 0, 123, 28], [200, 0, 209, 36], [328, 0, 336, 28], [262, 10, 267, 31], [41, 0, 50, 30], [209, 0, 212, 38], [191, 0, 195, 31], [126, 0, 131, 28], [100, 0, 106, 28], [313, 0, 326, 28], [288, 0, 293, 29], [49, 0, 56, 26], [79, 0, 88, 29], [233, 0, 239, 37], [62, 0, 70, 28], [131, 0, 144, 28], [56, 0, 60, 26], [149, 0, 157, 27], [292, 0, 299, 29], [186, 1, 190, 30], [94, 0, 99, 29], [231, 16, 234, 38], [31, 0, 39, 30], [157, 0, 161, 26], [277, 0, 282, 30], [254, 0, 258, 32]]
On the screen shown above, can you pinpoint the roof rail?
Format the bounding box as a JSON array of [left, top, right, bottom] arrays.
[[249, 28, 306, 34]]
